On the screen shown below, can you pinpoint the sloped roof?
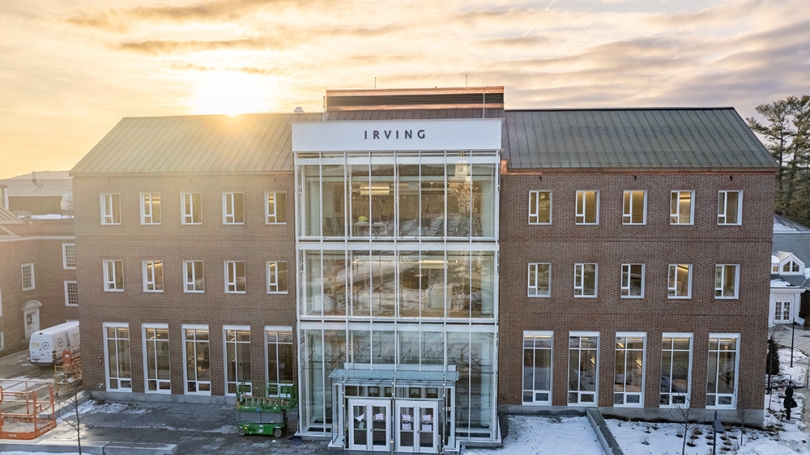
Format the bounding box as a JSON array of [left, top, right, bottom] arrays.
[[0, 206, 24, 224], [0, 176, 72, 197], [773, 214, 810, 233], [773, 234, 810, 272], [503, 108, 776, 170]]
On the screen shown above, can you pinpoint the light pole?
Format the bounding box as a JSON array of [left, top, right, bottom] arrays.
[[791, 319, 796, 368], [712, 411, 725, 455]]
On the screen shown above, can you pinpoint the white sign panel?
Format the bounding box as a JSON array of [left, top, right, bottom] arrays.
[[292, 118, 502, 152]]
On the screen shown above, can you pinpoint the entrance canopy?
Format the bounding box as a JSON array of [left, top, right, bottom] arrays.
[[329, 367, 458, 388]]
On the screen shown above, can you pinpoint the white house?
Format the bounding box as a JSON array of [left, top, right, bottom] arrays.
[[770, 215, 810, 326]]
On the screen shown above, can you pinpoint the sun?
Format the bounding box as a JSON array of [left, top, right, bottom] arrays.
[[190, 72, 276, 116]]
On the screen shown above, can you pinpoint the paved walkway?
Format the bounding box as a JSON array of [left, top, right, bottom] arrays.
[[771, 322, 810, 430]]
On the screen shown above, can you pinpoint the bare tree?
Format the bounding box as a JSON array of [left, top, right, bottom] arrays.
[[734, 387, 754, 447], [55, 360, 84, 455], [670, 400, 699, 455]]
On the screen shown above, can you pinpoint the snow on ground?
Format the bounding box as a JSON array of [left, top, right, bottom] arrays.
[[464, 415, 602, 455], [777, 347, 808, 388]]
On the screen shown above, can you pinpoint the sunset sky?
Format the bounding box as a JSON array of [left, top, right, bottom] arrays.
[[1, 0, 808, 179]]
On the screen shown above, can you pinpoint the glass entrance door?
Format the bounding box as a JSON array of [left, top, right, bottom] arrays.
[[396, 400, 439, 453], [349, 399, 390, 452]]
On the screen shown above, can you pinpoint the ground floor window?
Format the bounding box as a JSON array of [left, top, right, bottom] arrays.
[[568, 332, 598, 405], [104, 323, 132, 392], [614, 333, 645, 407], [224, 326, 251, 395], [775, 300, 792, 322], [660, 334, 692, 407], [706, 334, 739, 408], [523, 331, 552, 405], [184, 325, 211, 395], [143, 324, 171, 393], [266, 328, 294, 396]]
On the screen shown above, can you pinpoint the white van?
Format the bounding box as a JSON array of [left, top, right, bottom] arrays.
[[29, 321, 80, 365]]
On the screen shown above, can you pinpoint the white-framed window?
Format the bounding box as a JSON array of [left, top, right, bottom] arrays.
[[21, 263, 35, 291], [100, 193, 121, 225], [224, 326, 251, 395], [529, 190, 552, 225], [523, 331, 553, 405], [266, 192, 287, 224], [225, 261, 246, 293], [64, 281, 78, 306], [622, 190, 646, 225], [103, 323, 132, 392], [183, 325, 211, 395], [667, 264, 691, 299], [528, 263, 551, 297], [222, 192, 244, 224], [62, 243, 76, 269], [718, 190, 742, 225], [614, 333, 646, 407], [575, 190, 599, 225], [568, 332, 599, 405], [143, 324, 171, 394], [670, 190, 694, 225], [183, 260, 205, 293], [140, 193, 161, 225], [706, 334, 739, 409], [620, 264, 644, 298], [660, 333, 692, 407], [266, 328, 294, 396], [715, 264, 739, 299], [103, 260, 124, 292], [266, 261, 288, 294], [781, 257, 804, 275], [574, 263, 597, 297], [181, 192, 202, 224], [775, 300, 792, 322], [142, 260, 164, 292]]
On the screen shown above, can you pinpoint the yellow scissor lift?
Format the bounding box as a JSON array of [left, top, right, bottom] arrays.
[[235, 383, 297, 437]]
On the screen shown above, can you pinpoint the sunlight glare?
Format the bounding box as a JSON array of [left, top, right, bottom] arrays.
[[190, 72, 275, 116]]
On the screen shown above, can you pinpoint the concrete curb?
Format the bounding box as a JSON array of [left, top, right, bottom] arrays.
[[586, 407, 624, 455], [0, 440, 177, 455]]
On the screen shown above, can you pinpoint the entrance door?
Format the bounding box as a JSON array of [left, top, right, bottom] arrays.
[[396, 400, 439, 453], [24, 308, 40, 339], [349, 399, 390, 452]]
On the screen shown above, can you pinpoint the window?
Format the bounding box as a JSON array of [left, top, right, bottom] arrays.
[[667, 264, 691, 298], [774, 301, 792, 322], [781, 259, 802, 274], [523, 331, 553, 405], [140, 193, 161, 224], [143, 260, 164, 292], [574, 263, 597, 297], [622, 190, 646, 225], [103, 323, 132, 391], [0, 331, 4, 351], [21, 263, 35, 290], [529, 191, 552, 224], [718, 190, 742, 225], [620, 264, 644, 298], [267, 261, 288, 294], [222, 192, 244, 224], [670, 191, 694, 225], [143, 324, 171, 393], [575, 190, 599, 224], [62, 243, 76, 269], [225, 261, 246, 293], [101, 193, 121, 225], [224, 326, 251, 395], [660, 334, 692, 407], [614, 333, 645, 406], [266, 192, 287, 224], [528, 263, 551, 297], [715, 264, 739, 299], [181, 192, 202, 224], [183, 325, 211, 395], [64, 281, 78, 306], [706, 334, 739, 408], [184, 260, 205, 293], [266, 328, 294, 396], [103, 260, 124, 291], [568, 333, 599, 405]]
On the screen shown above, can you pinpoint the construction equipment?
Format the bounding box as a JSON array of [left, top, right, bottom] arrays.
[[235, 383, 297, 437], [0, 379, 56, 439], [54, 350, 82, 398]]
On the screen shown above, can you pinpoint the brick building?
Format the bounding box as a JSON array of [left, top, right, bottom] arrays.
[[70, 87, 775, 453]]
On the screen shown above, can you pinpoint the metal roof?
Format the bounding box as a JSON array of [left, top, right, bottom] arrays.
[[773, 214, 810, 233], [0, 177, 72, 197], [503, 108, 776, 170], [71, 113, 321, 175]]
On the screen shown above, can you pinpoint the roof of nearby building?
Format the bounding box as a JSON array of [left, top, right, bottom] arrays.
[[774, 214, 810, 233], [0, 172, 72, 197], [0, 206, 24, 224], [503, 108, 775, 170]]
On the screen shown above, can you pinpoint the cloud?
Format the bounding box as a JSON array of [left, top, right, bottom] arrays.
[[116, 37, 285, 55]]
